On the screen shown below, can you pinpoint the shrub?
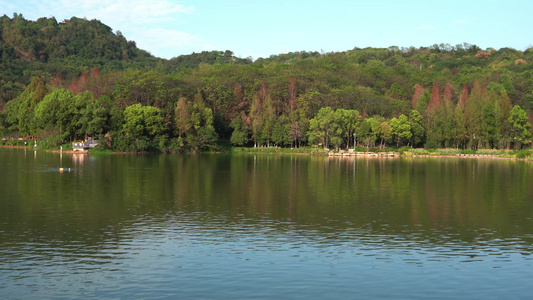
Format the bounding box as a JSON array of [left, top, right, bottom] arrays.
[[460, 149, 477, 155], [515, 149, 532, 159]]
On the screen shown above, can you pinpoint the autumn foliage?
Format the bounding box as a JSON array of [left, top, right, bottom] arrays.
[[427, 82, 442, 113]]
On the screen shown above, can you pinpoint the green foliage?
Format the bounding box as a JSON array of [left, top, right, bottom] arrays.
[[308, 107, 340, 149], [2, 14, 533, 153], [356, 118, 376, 148], [514, 149, 532, 159], [229, 146, 328, 155], [0, 139, 31, 146], [454, 104, 467, 148], [459, 149, 477, 155], [123, 103, 166, 139], [230, 118, 248, 146], [171, 94, 219, 151], [122, 104, 145, 138], [271, 119, 291, 146], [409, 110, 425, 147], [508, 105, 532, 148], [166, 50, 251, 70], [388, 82, 407, 99], [379, 122, 393, 146], [34, 88, 75, 138], [390, 114, 412, 146], [111, 134, 149, 152], [0, 14, 156, 100], [335, 109, 359, 148]]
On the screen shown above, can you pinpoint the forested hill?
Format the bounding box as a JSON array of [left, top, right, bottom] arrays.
[[1, 14, 533, 152], [0, 14, 249, 102], [0, 14, 148, 100]]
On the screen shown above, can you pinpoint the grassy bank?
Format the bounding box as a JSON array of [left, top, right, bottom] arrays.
[[227, 146, 328, 155], [224, 145, 533, 160], [402, 148, 532, 159], [2, 139, 532, 160]]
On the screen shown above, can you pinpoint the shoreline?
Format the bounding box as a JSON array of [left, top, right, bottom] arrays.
[[0, 145, 30, 149], [1, 145, 531, 161], [208, 150, 532, 161], [50, 150, 88, 154], [0, 145, 88, 154]]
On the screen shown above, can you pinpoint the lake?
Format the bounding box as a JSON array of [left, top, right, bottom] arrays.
[[1, 149, 532, 299]]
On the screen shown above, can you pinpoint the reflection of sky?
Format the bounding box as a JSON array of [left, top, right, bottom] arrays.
[[2, 214, 532, 299]]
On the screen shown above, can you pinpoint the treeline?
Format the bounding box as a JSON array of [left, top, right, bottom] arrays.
[[1, 71, 531, 152], [0, 76, 215, 152], [305, 83, 531, 151], [1, 15, 533, 152]]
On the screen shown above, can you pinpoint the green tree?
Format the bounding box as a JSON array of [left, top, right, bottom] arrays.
[[74, 92, 91, 134], [260, 94, 275, 147], [335, 108, 359, 149], [379, 121, 393, 147], [143, 106, 167, 137], [12, 77, 48, 136], [356, 118, 375, 148], [508, 105, 532, 149], [4, 98, 21, 134], [34, 88, 76, 142], [390, 114, 412, 146], [464, 81, 485, 149], [454, 104, 467, 149], [249, 93, 263, 147], [409, 110, 425, 147], [308, 107, 340, 149], [230, 118, 248, 146], [387, 82, 407, 99], [185, 95, 218, 151], [123, 104, 166, 140], [271, 119, 290, 146], [175, 97, 190, 139], [495, 88, 513, 149], [482, 101, 496, 148], [123, 104, 145, 139]]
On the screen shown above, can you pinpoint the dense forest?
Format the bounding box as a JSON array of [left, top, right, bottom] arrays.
[[1, 13, 533, 152]]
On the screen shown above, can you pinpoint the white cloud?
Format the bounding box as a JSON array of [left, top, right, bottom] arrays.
[[34, 0, 193, 22], [58, 0, 194, 25], [131, 28, 216, 59], [15, 0, 198, 58]]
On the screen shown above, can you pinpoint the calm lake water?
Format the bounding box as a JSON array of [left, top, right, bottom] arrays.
[[1, 149, 532, 299]]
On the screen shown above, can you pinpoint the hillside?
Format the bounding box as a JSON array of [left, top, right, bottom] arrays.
[[0, 13, 158, 101], [0, 14, 258, 103], [1, 14, 533, 152]]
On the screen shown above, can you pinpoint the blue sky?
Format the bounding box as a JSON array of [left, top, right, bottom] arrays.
[[1, 0, 531, 60]]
